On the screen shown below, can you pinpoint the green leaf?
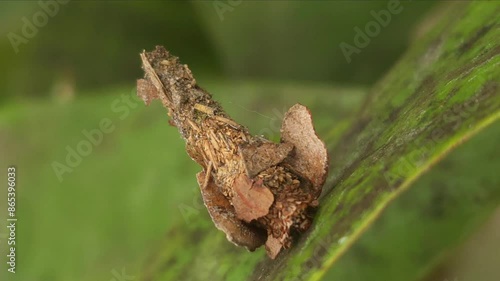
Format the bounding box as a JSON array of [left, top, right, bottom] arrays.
[[138, 2, 500, 281], [323, 114, 500, 281]]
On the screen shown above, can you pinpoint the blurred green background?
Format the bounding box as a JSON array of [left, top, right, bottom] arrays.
[[1, 1, 497, 281], [0, 1, 436, 102]]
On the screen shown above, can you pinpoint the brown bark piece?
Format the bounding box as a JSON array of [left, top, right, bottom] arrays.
[[232, 173, 274, 222], [239, 142, 294, 178], [137, 78, 158, 106], [280, 104, 328, 195], [196, 171, 266, 251], [265, 235, 283, 260]]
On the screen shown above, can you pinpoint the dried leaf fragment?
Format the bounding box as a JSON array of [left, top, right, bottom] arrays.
[[232, 174, 274, 222], [196, 171, 266, 251], [281, 104, 329, 195]]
